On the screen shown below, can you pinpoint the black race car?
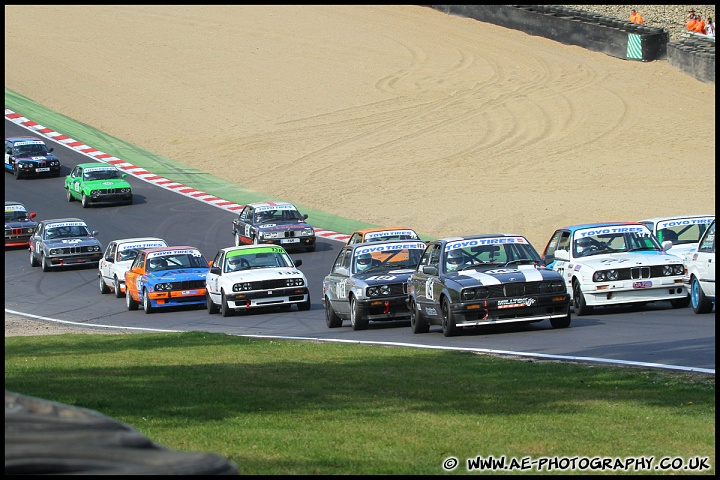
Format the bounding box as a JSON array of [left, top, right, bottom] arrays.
[[231, 201, 315, 252]]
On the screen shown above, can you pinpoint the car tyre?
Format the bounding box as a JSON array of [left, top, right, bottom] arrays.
[[99, 276, 110, 294], [409, 298, 429, 334], [325, 297, 342, 328], [441, 297, 459, 337], [572, 280, 592, 316], [670, 294, 691, 309], [30, 250, 39, 267], [220, 290, 235, 317], [81, 193, 90, 208], [298, 296, 311, 311], [114, 276, 124, 298], [234, 232, 241, 247], [206, 291, 219, 314], [66, 188, 75, 202], [252, 236, 260, 245], [143, 289, 153, 314], [550, 312, 572, 329], [14, 167, 22, 180], [691, 276, 713, 314], [126, 289, 139, 311], [41, 254, 51, 272], [350, 296, 368, 330]]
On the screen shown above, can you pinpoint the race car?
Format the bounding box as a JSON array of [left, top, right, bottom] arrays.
[[125, 246, 210, 313], [29, 218, 103, 271], [682, 219, 715, 314], [231, 201, 315, 252], [5, 201, 37, 248], [65, 163, 133, 207], [5, 136, 61, 179], [98, 237, 168, 297], [639, 214, 714, 259], [345, 227, 421, 245], [541, 222, 689, 316], [206, 245, 310, 316], [323, 240, 427, 330], [407, 234, 570, 337]]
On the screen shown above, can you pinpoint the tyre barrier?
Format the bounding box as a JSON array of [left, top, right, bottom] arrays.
[[5, 390, 238, 475], [667, 36, 715, 85], [425, 5, 714, 84]]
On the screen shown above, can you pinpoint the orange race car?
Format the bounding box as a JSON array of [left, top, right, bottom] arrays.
[[346, 227, 424, 264]]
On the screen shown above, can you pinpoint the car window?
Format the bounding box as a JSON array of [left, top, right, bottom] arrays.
[[698, 222, 715, 253], [4, 206, 29, 221]]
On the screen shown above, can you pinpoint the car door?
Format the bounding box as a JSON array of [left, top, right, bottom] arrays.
[[206, 250, 225, 300], [695, 222, 715, 297], [234, 206, 255, 244], [326, 247, 352, 316], [67, 165, 83, 199], [5, 140, 13, 169], [125, 252, 147, 301], [99, 241, 118, 285], [412, 243, 441, 315]]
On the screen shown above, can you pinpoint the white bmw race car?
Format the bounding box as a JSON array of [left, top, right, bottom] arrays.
[[98, 237, 168, 297], [639, 214, 714, 259]]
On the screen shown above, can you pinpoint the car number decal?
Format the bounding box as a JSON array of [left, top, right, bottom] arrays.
[[633, 281, 653, 289], [366, 275, 397, 281], [74, 183, 80, 192], [426, 279, 434, 301], [336, 281, 347, 299], [244, 225, 251, 237]]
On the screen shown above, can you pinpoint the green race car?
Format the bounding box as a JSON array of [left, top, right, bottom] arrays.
[[65, 163, 133, 208]]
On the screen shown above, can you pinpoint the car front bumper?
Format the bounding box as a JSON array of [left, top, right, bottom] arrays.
[[224, 287, 309, 310], [356, 296, 411, 321], [44, 253, 103, 268]]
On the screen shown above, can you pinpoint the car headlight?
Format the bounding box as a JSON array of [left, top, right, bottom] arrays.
[[121, 188, 131, 193], [17, 162, 27, 169], [233, 282, 253, 292], [51, 161, 59, 166], [367, 286, 379, 297], [300, 227, 314, 236], [462, 287, 488, 300], [154, 283, 173, 291], [285, 278, 305, 287], [88, 245, 101, 252], [593, 269, 618, 282], [662, 265, 684, 276], [91, 190, 101, 197], [49, 248, 63, 255]]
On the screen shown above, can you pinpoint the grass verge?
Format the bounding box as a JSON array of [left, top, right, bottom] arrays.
[[5, 332, 715, 475]]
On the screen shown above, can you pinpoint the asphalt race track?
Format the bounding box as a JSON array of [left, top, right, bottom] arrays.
[[4, 119, 715, 373]]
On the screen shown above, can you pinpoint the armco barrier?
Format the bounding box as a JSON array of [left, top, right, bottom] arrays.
[[426, 5, 714, 84]]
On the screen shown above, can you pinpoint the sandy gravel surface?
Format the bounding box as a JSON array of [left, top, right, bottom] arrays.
[[4, 5, 715, 249], [4, 314, 125, 336]]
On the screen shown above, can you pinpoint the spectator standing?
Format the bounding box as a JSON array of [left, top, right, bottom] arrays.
[[692, 15, 706, 34], [686, 11, 698, 32], [629, 9, 644, 24], [706, 16, 715, 37]]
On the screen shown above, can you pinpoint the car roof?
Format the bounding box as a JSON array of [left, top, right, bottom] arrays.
[[5, 201, 25, 207], [246, 201, 296, 209], [639, 214, 715, 223], [435, 233, 527, 242], [76, 163, 119, 169], [140, 246, 199, 254], [6, 136, 43, 143], [353, 226, 417, 235], [220, 245, 288, 254], [350, 239, 428, 251], [555, 222, 644, 232], [42, 218, 88, 225], [113, 237, 166, 244]]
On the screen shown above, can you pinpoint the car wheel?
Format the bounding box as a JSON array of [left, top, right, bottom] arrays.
[[66, 188, 75, 202], [30, 250, 39, 267], [298, 296, 311, 311], [691, 275, 713, 314], [41, 254, 51, 272], [441, 297, 459, 337], [252, 236, 260, 245], [234, 233, 241, 247], [572, 280, 592, 316], [206, 290, 219, 314], [220, 290, 235, 317], [114, 276, 124, 298], [126, 289, 139, 311], [14, 167, 22, 179], [550, 312, 572, 329], [143, 289, 153, 314], [350, 296, 368, 330], [325, 297, 342, 328], [81, 193, 90, 208], [99, 276, 110, 294], [409, 298, 429, 334], [670, 294, 691, 309]]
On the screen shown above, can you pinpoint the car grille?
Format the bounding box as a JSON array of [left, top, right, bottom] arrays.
[[614, 266, 675, 280], [55, 246, 100, 254], [487, 282, 544, 298], [8, 227, 33, 235], [169, 280, 206, 291], [248, 279, 300, 290]]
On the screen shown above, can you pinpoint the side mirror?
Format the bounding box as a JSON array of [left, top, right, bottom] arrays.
[[210, 266, 221, 275], [92, 230, 100, 237], [121, 173, 127, 179], [422, 265, 438, 275], [553, 249, 570, 261], [48, 147, 54, 152], [30, 212, 37, 219], [661, 240, 673, 251], [294, 259, 303, 267], [302, 214, 309, 220]]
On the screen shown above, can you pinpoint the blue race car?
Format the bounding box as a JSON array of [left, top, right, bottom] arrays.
[[5, 136, 61, 179]]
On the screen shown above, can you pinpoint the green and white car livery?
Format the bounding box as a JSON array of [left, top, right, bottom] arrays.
[[65, 163, 133, 207]]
